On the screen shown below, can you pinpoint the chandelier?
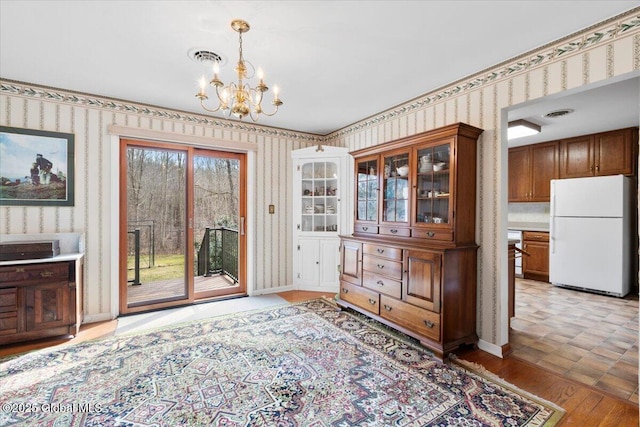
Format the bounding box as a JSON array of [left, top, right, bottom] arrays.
[[195, 19, 282, 121]]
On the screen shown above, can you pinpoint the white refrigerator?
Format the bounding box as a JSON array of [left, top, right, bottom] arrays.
[[549, 175, 632, 297]]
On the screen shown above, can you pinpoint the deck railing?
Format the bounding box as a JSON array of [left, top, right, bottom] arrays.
[[197, 227, 238, 283]]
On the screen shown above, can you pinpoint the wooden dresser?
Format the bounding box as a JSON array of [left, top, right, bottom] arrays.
[[337, 123, 483, 359], [0, 255, 83, 345]]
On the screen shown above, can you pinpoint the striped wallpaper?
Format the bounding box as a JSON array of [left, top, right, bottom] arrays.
[[1, 8, 638, 353]]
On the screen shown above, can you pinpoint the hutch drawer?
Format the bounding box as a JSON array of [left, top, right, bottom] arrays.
[[363, 243, 402, 261], [362, 255, 403, 280], [362, 271, 401, 299], [340, 281, 380, 315], [380, 295, 440, 342]]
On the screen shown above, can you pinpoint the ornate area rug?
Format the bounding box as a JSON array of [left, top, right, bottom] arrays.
[[0, 299, 564, 426]]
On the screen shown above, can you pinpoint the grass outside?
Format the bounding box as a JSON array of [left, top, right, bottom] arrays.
[[127, 254, 186, 283]]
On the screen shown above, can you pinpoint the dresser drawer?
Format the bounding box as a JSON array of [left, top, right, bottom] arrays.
[[362, 255, 403, 280], [362, 271, 401, 299], [0, 288, 17, 313], [412, 228, 453, 242], [354, 224, 379, 235], [380, 295, 440, 342], [0, 312, 18, 336], [379, 226, 411, 238], [0, 263, 69, 284], [363, 243, 402, 261], [340, 281, 380, 315]]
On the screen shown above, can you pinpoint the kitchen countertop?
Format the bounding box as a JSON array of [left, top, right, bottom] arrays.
[[508, 221, 549, 232]]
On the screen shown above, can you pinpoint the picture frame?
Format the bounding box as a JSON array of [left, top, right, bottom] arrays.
[[0, 126, 75, 206]]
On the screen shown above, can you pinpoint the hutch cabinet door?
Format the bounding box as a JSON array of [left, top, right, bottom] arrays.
[[413, 142, 452, 227], [355, 155, 379, 227], [403, 250, 441, 313], [340, 239, 362, 286], [25, 282, 70, 331], [381, 150, 410, 225]]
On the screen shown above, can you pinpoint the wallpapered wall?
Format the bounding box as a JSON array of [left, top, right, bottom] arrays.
[[1, 8, 639, 352], [325, 10, 640, 352], [0, 93, 320, 321]]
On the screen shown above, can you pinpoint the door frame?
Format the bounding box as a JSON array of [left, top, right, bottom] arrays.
[[113, 131, 251, 316]]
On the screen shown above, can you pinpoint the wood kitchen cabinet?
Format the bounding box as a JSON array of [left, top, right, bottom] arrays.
[[508, 141, 558, 202], [522, 231, 549, 282], [338, 123, 483, 359], [559, 127, 638, 179], [0, 257, 83, 345]]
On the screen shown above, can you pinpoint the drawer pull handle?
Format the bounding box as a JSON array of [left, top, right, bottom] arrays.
[[16, 267, 25, 273], [376, 280, 384, 286], [384, 304, 392, 311], [362, 226, 368, 231], [423, 320, 435, 328], [40, 271, 53, 278], [390, 229, 398, 234], [368, 298, 376, 305], [342, 288, 349, 294], [427, 231, 435, 237], [376, 248, 384, 254], [377, 264, 384, 269]]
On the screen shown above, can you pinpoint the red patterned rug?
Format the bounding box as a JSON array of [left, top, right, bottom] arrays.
[[0, 298, 564, 426]]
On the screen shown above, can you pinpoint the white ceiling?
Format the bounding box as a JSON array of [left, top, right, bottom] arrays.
[[0, 1, 638, 136]]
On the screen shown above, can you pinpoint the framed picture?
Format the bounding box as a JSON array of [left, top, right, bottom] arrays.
[[0, 126, 75, 206]]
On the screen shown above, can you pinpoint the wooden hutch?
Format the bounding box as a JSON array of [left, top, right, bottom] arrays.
[[337, 122, 483, 359]]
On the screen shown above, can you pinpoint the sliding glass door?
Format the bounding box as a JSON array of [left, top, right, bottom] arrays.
[[119, 139, 245, 314], [192, 149, 245, 299]]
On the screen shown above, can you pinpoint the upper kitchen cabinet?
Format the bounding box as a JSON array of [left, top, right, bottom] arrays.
[[559, 127, 638, 179], [508, 141, 558, 202], [351, 123, 483, 246]]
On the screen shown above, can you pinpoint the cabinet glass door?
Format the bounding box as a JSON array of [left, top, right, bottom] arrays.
[[300, 161, 339, 232], [356, 158, 378, 222], [415, 144, 451, 225], [382, 152, 410, 223]]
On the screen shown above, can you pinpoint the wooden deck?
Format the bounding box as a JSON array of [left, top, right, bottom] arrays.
[[127, 274, 237, 305]]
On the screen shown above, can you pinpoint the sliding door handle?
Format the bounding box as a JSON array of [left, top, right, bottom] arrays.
[[240, 217, 245, 236]]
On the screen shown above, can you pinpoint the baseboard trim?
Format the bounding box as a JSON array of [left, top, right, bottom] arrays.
[[252, 285, 294, 295], [478, 339, 507, 358], [82, 313, 115, 324]]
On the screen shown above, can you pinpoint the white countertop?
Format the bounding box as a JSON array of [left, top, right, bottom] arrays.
[[0, 253, 84, 266], [508, 221, 550, 232]]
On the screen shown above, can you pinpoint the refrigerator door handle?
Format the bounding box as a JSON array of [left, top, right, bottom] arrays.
[[550, 217, 555, 254]]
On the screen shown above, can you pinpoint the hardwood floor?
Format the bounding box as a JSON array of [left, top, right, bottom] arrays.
[[1, 290, 637, 426]]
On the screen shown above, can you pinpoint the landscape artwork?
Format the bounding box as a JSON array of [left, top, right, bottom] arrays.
[[0, 126, 75, 206]]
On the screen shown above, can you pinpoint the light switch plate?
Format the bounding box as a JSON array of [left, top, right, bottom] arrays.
[[268, 205, 275, 214]]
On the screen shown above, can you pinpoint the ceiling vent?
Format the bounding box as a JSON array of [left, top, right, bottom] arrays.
[[191, 49, 222, 63], [544, 109, 574, 118]]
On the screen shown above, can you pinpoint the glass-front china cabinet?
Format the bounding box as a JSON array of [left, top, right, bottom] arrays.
[[292, 145, 352, 292], [339, 123, 484, 360]]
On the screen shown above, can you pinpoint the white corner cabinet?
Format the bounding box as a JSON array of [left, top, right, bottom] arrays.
[[292, 145, 353, 292]]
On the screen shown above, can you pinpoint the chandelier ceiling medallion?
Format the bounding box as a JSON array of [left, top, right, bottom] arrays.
[[195, 19, 282, 121]]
